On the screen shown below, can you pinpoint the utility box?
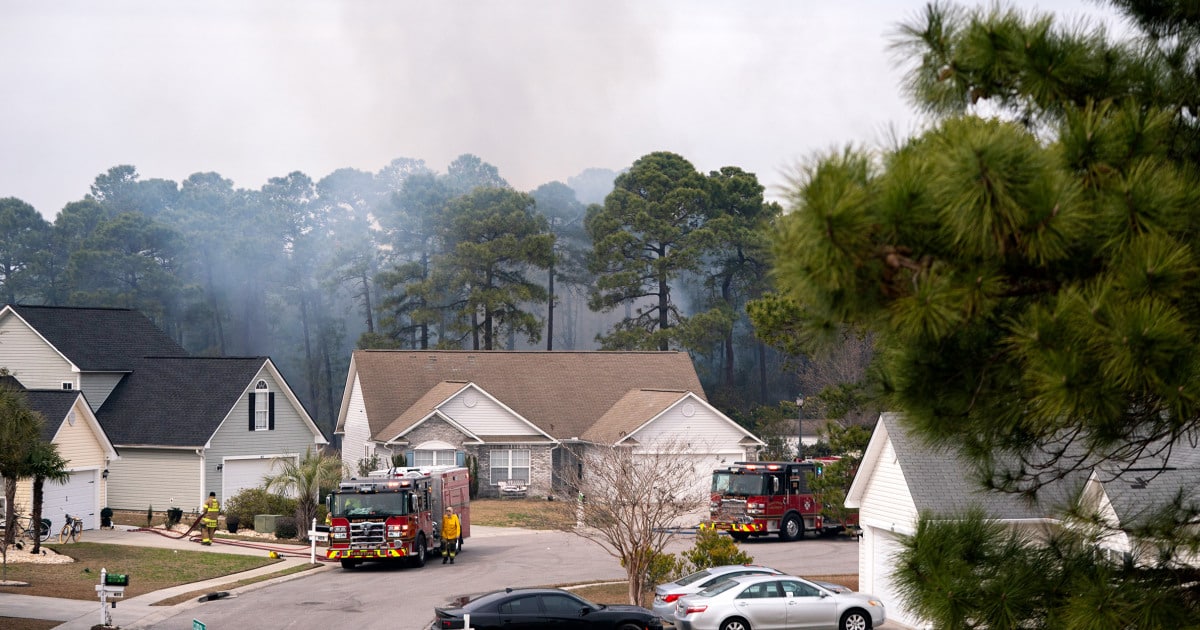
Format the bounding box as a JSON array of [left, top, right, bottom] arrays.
[[254, 514, 281, 533]]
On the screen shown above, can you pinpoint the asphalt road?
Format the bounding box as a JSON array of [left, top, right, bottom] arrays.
[[143, 528, 865, 630]]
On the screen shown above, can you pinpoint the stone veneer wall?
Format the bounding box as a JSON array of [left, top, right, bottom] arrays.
[[394, 417, 555, 499], [474, 444, 554, 499]]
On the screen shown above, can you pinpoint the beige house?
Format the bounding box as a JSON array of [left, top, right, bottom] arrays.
[[1, 384, 119, 531], [335, 350, 764, 499]]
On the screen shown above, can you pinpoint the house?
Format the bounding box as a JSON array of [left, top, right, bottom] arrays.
[[1078, 465, 1200, 567], [335, 350, 765, 499], [0, 377, 118, 531], [0, 305, 328, 520], [845, 413, 1075, 629]]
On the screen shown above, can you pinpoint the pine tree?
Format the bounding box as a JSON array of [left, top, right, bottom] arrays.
[[768, 1, 1200, 626]]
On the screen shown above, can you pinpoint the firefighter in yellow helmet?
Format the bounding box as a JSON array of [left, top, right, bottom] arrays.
[[441, 506, 461, 564], [201, 492, 220, 546]]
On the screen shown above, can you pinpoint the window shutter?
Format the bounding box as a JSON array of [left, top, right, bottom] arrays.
[[456, 451, 466, 467], [248, 393, 255, 431], [268, 392, 275, 430], [405, 450, 414, 467]]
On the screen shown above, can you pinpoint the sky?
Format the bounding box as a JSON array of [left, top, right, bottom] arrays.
[[0, 0, 1128, 220]]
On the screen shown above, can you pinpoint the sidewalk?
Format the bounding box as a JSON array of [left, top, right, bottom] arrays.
[[0, 525, 334, 629]]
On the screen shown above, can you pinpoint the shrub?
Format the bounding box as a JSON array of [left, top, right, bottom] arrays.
[[226, 514, 240, 533], [146, 505, 153, 527], [100, 507, 113, 529], [224, 487, 297, 530], [166, 507, 183, 527], [274, 516, 298, 539], [681, 527, 754, 570]]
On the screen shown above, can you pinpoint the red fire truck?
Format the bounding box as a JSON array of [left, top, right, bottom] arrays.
[[325, 466, 470, 569], [704, 460, 846, 541]]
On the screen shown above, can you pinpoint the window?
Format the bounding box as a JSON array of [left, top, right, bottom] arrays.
[[540, 594, 585, 615], [498, 595, 541, 615], [781, 580, 820, 598], [490, 449, 530, 483], [737, 582, 782, 599], [61, 382, 73, 390], [254, 381, 269, 430], [413, 450, 456, 467]]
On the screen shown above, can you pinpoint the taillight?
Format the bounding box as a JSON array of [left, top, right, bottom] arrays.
[[683, 604, 707, 615], [663, 593, 683, 603]]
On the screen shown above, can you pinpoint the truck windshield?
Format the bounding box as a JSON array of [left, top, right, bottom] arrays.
[[712, 473, 766, 496], [332, 492, 410, 517]]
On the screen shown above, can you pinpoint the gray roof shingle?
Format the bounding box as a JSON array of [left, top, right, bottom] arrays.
[[9, 305, 187, 371], [97, 356, 269, 447]]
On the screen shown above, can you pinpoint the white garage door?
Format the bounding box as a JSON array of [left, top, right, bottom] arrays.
[[42, 470, 99, 531], [871, 528, 923, 629], [222, 457, 295, 501], [638, 452, 739, 526]]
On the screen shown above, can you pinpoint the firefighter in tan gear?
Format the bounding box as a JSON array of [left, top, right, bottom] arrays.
[[441, 506, 461, 564], [201, 492, 220, 546]]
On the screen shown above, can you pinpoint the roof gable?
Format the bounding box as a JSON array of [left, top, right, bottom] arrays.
[[348, 350, 706, 440], [4, 305, 187, 371], [850, 413, 1072, 521]]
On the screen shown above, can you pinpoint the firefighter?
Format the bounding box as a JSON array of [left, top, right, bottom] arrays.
[[441, 506, 461, 564], [201, 492, 220, 546]]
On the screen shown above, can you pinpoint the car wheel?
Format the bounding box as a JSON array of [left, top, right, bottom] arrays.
[[720, 617, 751, 630], [618, 623, 642, 630], [729, 531, 750, 542], [840, 609, 871, 630], [779, 513, 803, 542], [411, 534, 427, 567], [340, 559, 358, 570]]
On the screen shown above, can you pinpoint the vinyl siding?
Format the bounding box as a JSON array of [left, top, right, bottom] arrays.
[[0, 314, 75, 387], [443, 389, 539, 436], [79, 373, 125, 411], [206, 367, 320, 500], [340, 375, 373, 473], [857, 438, 918, 533], [628, 401, 747, 454], [106, 448, 202, 512]]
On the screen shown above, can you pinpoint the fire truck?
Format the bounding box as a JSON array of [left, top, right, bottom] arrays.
[[703, 460, 847, 541], [325, 466, 470, 569]]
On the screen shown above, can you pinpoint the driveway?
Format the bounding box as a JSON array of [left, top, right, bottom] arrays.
[[133, 527, 895, 630]]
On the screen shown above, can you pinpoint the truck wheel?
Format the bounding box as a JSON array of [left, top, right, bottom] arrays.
[[340, 559, 358, 570], [411, 534, 427, 568], [729, 532, 750, 542], [779, 513, 803, 542]]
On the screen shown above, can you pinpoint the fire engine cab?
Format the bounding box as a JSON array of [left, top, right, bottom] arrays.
[[703, 460, 843, 541], [325, 465, 470, 570]]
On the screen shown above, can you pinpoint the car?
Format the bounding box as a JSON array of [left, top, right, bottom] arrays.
[[672, 574, 885, 630], [652, 565, 784, 622], [432, 587, 665, 630]]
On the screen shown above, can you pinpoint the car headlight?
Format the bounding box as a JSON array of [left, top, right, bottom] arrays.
[[867, 600, 883, 607]]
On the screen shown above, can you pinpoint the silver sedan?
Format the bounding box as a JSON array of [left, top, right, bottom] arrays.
[[672, 574, 885, 630]]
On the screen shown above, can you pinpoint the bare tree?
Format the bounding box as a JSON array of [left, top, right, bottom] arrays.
[[553, 441, 710, 605]]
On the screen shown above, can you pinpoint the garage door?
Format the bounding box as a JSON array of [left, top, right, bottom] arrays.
[[222, 456, 296, 501], [42, 470, 99, 531], [871, 528, 923, 629], [639, 452, 740, 526]]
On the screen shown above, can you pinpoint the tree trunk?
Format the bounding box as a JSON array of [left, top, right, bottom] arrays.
[[547, 261, 556, 350], [30, 477, 44, 554]]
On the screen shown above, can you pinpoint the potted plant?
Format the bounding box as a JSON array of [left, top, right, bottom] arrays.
[[100, 507, 113, 529]]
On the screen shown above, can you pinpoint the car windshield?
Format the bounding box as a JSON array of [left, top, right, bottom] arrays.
[[711, 473, 766, 496], [675, 569, 714, 586], [696, 579, 741, 598]]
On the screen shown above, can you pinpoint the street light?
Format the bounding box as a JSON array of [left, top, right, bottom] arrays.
[[795, 395, 805, 461]]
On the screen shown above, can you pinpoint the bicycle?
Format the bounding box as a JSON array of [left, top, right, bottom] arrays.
[[59, 513, 84, 543], [0, 514, 52, 543]]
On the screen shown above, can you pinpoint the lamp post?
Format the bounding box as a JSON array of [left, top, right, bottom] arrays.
[[795, 395, 805, 461]]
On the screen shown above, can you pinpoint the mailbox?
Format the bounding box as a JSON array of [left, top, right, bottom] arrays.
[[104, 573, 130, 587]]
